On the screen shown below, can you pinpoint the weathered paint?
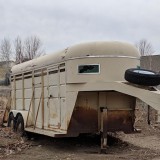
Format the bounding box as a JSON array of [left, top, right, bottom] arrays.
[[67, 107, 98, 135], [104, 110, 135, 133], [66, 91, 135, 136], [5, 41, 160, 139]]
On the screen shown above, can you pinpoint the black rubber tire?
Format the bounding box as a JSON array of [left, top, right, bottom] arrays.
[[15, 115, 25, 136], [8, 113, 15, 130], [125, 68, 160, 86]]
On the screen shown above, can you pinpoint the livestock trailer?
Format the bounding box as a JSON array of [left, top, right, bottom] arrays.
[[4, 41, 160, 151]]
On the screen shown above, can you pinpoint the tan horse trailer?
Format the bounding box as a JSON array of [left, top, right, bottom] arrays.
[[4, 41, 160, 151]]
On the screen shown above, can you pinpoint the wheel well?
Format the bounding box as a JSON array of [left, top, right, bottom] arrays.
[[10, 110, 30, 127], [9, 112, 13, 116], [15, 113, 23, 121]]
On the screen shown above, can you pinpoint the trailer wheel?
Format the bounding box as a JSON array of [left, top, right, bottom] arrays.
[[125, 68, 160, 86], [8, 113, 15, 130], [15, 115, 24, 136]]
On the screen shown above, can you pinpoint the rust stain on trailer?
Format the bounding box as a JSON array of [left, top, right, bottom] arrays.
[[104, 110, 135, 133], [67, 106, 98, 135], [50, 113, 58, 119], [67, 106, 135, 136]]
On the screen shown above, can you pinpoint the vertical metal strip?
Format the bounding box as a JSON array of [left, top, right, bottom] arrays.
[[14, 75, 16, 109], [22, 73, 25, 110], [34, 93, 42, 129], [148, 105, 151, 125], [98, 92, 100, 131], [58, 66, 61, 128], [47, 68, 49, 128], [32, 70, 35, 124], [26, 90, 34, 127], [41, 70, 44, 129]]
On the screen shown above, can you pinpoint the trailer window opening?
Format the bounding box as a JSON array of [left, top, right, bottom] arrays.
[[78, 64, 100, 74], [60, 68, 65, 72], [49, 70, 58, 74]]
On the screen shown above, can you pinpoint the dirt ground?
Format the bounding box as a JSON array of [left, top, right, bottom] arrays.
[[1, 91, 160, 160], [1, 125, 160, 160]]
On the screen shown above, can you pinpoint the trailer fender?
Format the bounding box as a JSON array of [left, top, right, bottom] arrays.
[[10, 110, 33, 128]]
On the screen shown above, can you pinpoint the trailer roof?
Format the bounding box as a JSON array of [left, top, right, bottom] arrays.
[[12, 41, 140, 74]]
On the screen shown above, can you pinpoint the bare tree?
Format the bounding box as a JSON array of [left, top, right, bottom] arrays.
[[135, 39, 154, 56], [0, 38, 12, 72], [0, 38, 12, 61], [136, 39, 154, 70], [24, 36, 45, 61], [14, 36, 24, 64], [0, 38, 12, 85]]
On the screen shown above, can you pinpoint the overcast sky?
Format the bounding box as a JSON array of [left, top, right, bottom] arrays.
[[1, 0, 160, 54]]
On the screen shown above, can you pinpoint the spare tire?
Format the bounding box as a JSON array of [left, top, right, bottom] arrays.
[[125, 68, 160, 86]]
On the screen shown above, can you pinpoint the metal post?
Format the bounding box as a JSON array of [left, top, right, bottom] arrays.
[[148, 105, 151, 125], [100, 107, 108, 153]]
